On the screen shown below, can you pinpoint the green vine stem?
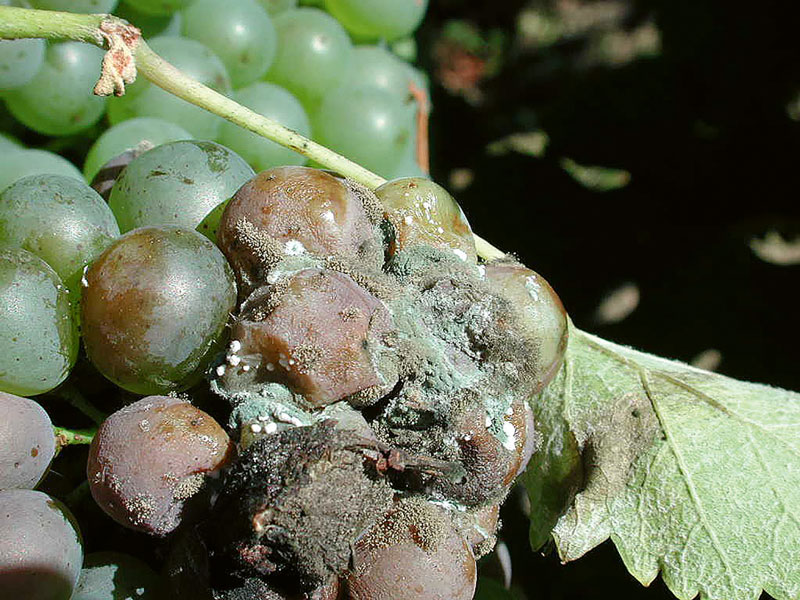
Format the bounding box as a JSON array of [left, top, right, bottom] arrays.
[[0, 5, 507, 261], [54, 426, 96, 450], [56, 384, 106, 426]]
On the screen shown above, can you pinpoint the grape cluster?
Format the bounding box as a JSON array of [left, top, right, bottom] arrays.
[[0, 1, 569, 599]]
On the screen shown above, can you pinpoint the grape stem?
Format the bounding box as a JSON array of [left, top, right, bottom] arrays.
[[54, 426, 96, 449], [55, 384, 106, 426], [0, 5, 506, 261]]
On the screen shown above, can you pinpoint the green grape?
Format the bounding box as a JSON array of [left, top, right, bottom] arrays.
[[83, 117, 191, 182], [312, 86, 408, 177], [107, 36, 230, 139], [108, 140, 254, 238], [81, 226, 237, 395], [182, 0, 277, 89], [113, 2, 182, 38], [0, 38, 45, 90], [217, 82, 310, 172], [0, 175, 120, 299], [0, 149, 83, 193], [119, 0, 192, 16], [258, 0, 296, 15], [30, 0, 119, 12], [389, 153, 427, 179], [390, 36, 417, 62], [0, 248, 78, 396], [266, 8, 353, 110], [324, 0, 428, 40], [340, 45, 412, 98], [0, 132, 21, 151], [5, 42, 106, 136]]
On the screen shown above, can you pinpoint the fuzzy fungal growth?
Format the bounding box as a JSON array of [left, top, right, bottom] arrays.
[[196, 167, 568, 597]]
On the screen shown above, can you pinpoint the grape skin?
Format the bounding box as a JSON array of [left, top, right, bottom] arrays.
[[0, 248, 78, 397], [217, 82, 311, 172], [266, 7, 353, 110], [81, 226, 237, 395], [87, 396, 233, 536], [324, 0, 429, 41], [29, 0, 119, 12], [107, 36, 231, 140], [0, 174, 121, 298], [0, 392, 56, 491], [5, 42, 107, 136], [347, 500, 476, 600], [0, 489, 83, 600], [0, 149, 83, 193], [0, 37, 45, 90], [108, 140, 254, 236], [82, 117, 191, 182], [182, 0, 277, 89]]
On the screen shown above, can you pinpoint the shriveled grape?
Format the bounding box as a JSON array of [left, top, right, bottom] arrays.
[[484, 262, 568, 393], [108, 140, 254, 236], [0, 174, 120, 297], [0, 392, 55, 490], [0, 248, 78, 396], [346, 500, 476, 600], [218, 167, 383, 296], [375, 177, 477, 263], [0, 489, 83, 600], [87, 396, 233, 536], [225, 268, 397, 407], [81, 226, 237, 395], [73, 552, 164, 600]]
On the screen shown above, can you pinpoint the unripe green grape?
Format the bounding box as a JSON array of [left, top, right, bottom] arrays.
[[30, 0, 119, 12], [217, 82, 310, 172], [182, 0, 277, 89], [5, 42, 106, 136], [341, 45, 413, 98], [313, 86, 409, 178], [83, 117, 191, 182], [266, 8, 353, 110], [0, 132, 21, 151], [119, 0, 192, 16], [0, 37, 45, 90], [258, 0, 296, 14], [108, 140, 254, 238], [0, 175, 120, 303], [0, 248, 78, 396], [107, 36, 230, 140], [376, 177, 477, 262], [324, 0, 429, 41], [0, 149, 83, 192], [81, 226, 237, 395]]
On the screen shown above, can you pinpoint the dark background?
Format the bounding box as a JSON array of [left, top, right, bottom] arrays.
[[418, 0, 799, 598]]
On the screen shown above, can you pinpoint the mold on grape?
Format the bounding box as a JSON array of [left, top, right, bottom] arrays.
[[202, 169, 568, 594]]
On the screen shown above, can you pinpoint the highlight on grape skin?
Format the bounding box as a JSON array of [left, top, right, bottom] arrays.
[[0, 489, 83, 600], [87, 396, 234, 536], [375, 177, 478, 263], [80, 226, 237, 395], [0, 392, 56, 491]]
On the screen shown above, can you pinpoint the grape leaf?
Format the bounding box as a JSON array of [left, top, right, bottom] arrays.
[[525, 325, 800, 600]]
